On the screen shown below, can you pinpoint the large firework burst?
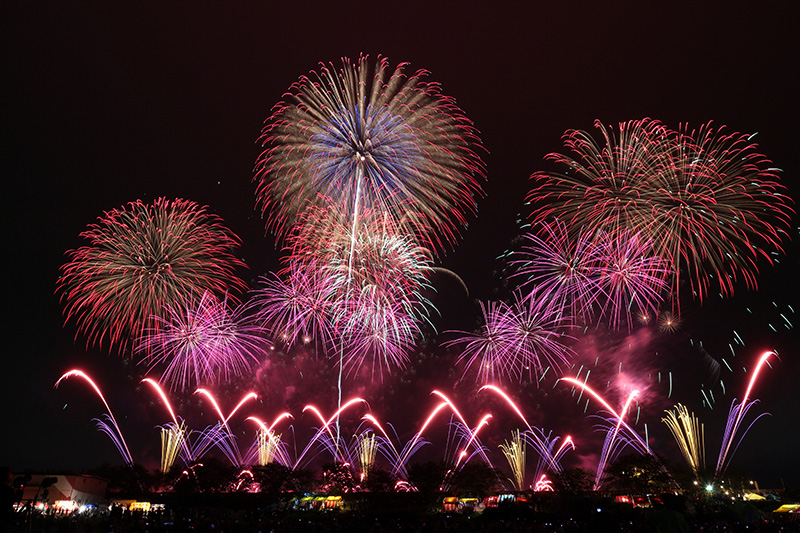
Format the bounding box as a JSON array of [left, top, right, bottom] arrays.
[[528, 119, 794, 308], [254, 55, 486, 255], [57, 198, 246, 354], [137, 292, 267, 391]]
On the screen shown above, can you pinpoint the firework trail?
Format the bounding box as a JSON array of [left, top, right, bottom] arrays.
[[452, 414, 493, 469], [245, 414, 294, 467], [393, 391, 495, 477], [499, 429, 526, 491], [716, 350, 775, 477], [295, 398, 368, 468], [361, 414, 414, 479], [254, 54, 485, 255], [663, 404, 705, 478], [446, 293, 574, 384], [57, 198, 246, 354], [55, 370, 134, 465], [194, 389, 258, 466], [478, 385, 575, 473], [142, 378, 193, 466], [528, 119, 793, 310], [137, 292, 267, 391], [559, 377, 653, 489], [594, 389, 640, 489]]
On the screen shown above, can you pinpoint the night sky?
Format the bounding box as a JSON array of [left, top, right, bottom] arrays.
[[3, 3, 798, 488]]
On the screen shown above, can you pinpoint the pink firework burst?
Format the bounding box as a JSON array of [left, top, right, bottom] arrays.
[[591, 230, 671, 330], [515, 222, 670, 330], [137, 292, 268, 391], [57, 198, 246, 355], [514, 220, 601, 320], [446, 293, 574, 384], [249, 266, 337, 350], [284, 205, 436, 377]]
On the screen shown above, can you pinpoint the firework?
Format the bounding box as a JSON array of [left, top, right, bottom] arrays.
[[559, 377, 653, 489], [662, 404, 705, 478], [296, 398, 369, 467], [658, 312, 679, 333], [394, 391, 493, 476], [160, 422, 187, 473], [245, 414, 294, 467], [361, 414, 410, 479], [591, 230, 670, 329], [55, 370, 134, 465], [514, 221, 601, 318], [191, 389, 259, 466], [355, 432, 379, 482], [254, 55, 485, 255], [452, 414, 493, 469], [136, 292, 267, 391], [515, 222, 670, 330], [260, 204, 436, 377], [479, 385, 575, 474], [499, 429, 527, 491], [58, 198, 246, 354], [287, 205, 435, 318], [250, 268, 336, 350], [256, 429, 283, 466], [716, 350, 775, 477], [446, 292, 574, 384], [528, 119, 793, 309], [594, 389, 640, 489], [533, 473, 554, 492]]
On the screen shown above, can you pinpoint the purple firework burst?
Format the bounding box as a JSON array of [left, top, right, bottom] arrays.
[[249, 267, 337, 350], [137, 292, 268, 391], [446, 293, 574, 384], [514, 221, 669, 330]]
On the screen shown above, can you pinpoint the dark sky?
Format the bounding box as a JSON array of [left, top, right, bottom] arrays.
[[3, 3, 798, 488]]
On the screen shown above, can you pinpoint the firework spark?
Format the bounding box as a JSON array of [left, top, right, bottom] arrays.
[[58, 198, 246, 354]]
